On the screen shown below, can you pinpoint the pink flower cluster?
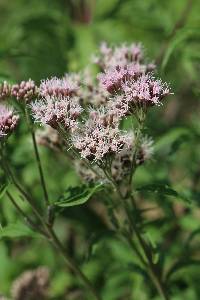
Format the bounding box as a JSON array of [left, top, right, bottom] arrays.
[[11, 79, 38, 102], [39, 76, 79, 98], [122, 74, 170, 106], [93, 42, 153, 69], [93, 42, 170, 117], [31, 95, 82, 131], [73, 109, 132, 161], [29, 42, 171, 163], [0, 104, 19, 138], [96, 42, 155, 95], [31, 75, 82, 131], [107, 73, 170, 117]]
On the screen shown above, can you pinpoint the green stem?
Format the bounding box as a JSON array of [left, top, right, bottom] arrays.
[[6, 191, 47, 237], [102, 165, 169, 300], [25, 109, 49, 205], [1, 154, 101, 300], [47, 226, 102, 300], [129, 118, 144, 185]]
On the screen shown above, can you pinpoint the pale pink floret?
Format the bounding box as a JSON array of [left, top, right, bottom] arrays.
[[0, 104, 19, 138], [122, 73, 170, 106], [107, 73, 170, 117], [98, 67, 128, 93], [73, 109, 132, 161], [39, 76, 78, 98], [93, 42, 147, 69], [31, 95, 82, 131], [98, 63, 149, 94]]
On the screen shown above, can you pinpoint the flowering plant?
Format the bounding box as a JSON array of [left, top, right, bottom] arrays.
[[0, 42, 177, 300]]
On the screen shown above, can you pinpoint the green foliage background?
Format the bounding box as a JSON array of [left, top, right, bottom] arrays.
[[0, 0, 200, 299]]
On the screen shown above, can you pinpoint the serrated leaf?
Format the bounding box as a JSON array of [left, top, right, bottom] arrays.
[[54, 183, 103, 207], [136, 183, 189, 203], [0, 222, 37, 239]]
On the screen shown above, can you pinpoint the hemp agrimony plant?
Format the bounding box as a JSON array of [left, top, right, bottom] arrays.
[[0, 42, 173, 300]]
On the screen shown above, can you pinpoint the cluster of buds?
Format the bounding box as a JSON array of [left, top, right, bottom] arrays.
[[11, 79, 38, 102], [73, 109, 132, 161], [11, 267, 49, 300], [0, 104, 19, 139], [0, 81, 11, 101]]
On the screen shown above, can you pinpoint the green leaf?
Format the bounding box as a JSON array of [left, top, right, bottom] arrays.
[[166, 259, 200, 282], [154, 127, 190, 154], [161, 29, 200, 70], [0, 222, 37, 239], [128, 262, 148, 279], [136, 183, 189, 203], [185, 227, 200, 246], [54, 183, 104, 208], [86, 230, 116, 261], [0, 183, 9, 199]]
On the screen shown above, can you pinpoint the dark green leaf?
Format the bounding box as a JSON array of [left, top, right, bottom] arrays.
[[166, 259, 200, 282], [54, 183, 104, 207], [0, 222, 38, 239], [128, 262, 148, 279], [0, 183, 9, 199], [184, 228, 200, 247], [136, 183, 189, 203]]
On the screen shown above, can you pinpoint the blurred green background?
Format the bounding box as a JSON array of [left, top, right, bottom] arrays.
[[0, 0, 200, 299]]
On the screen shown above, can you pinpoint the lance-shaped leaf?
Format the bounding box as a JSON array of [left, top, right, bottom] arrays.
[[0, 222, 38, 239], [54, 183, 104, 207]]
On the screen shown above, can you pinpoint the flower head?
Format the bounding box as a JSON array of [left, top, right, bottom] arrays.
[[31, 95, 82, 131], [11, 79, 38, 102], [0, 104, 19, 138], [93, 42, 151, 69], [108, 73, 170, 117], [39, 76, 79, 98], [73, 109, 132, 161], [122, 73, 170, 106]]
